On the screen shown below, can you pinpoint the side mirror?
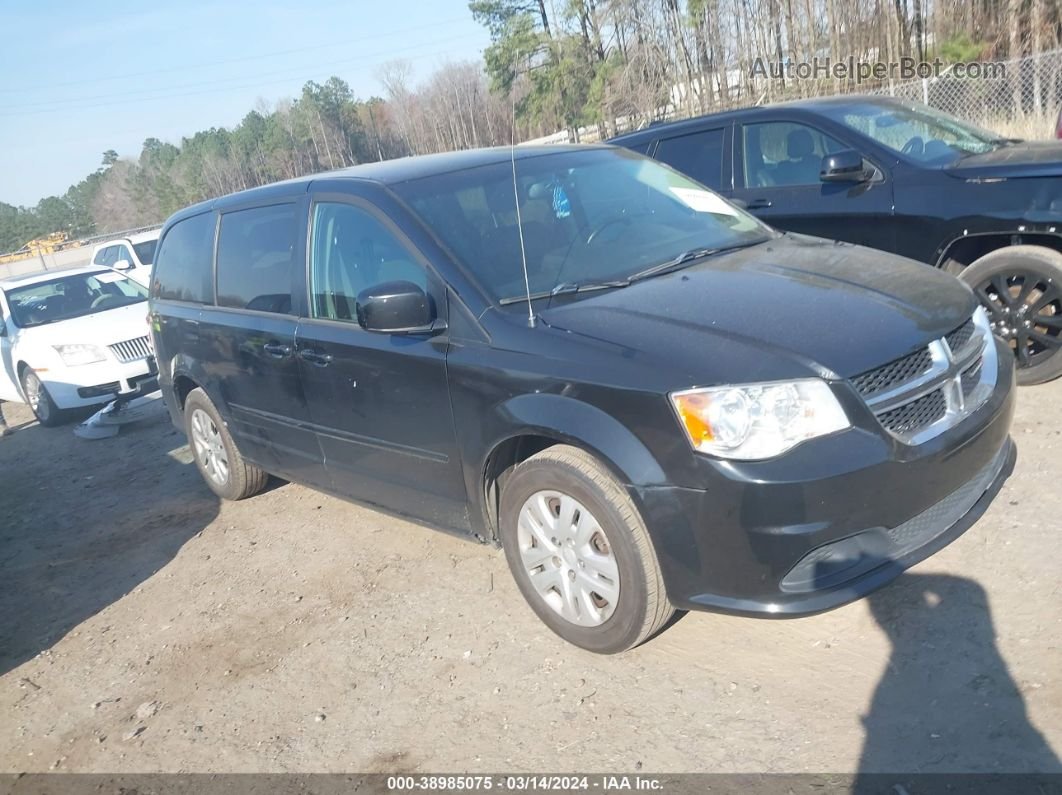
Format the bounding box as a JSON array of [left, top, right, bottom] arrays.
[[113, 258, 133, 271], [356, 280, 437, 334], [820, 150, 869, 183]]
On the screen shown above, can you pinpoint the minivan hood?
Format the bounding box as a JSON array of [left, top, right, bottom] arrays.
[[945, 140, 1062, 179], [18, 301, 150, 348], [539, 235, 976, 380]]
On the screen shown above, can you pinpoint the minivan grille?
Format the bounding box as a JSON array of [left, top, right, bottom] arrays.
[[109, 335, 152, 363], [851, 347, 933, 398], [851, 311, 996, 445], [877, 389, 948, 434]]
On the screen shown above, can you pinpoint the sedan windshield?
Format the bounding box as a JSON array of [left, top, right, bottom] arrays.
[[820, 101, 1006, 165], [393, 148, 772, 303], [4, 270, 147, 328]]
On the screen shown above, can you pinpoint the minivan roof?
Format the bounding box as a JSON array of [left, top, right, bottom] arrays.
[[168, 144, 611, 223]]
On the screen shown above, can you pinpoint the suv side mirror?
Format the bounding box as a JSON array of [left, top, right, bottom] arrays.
[[113, 258, 133, 270], [820, 150, 869, 183], [357, 280, 437, 334]]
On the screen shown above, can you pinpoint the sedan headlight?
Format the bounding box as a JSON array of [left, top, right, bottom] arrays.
[[670, 379, 850, 460], [54, 343, 107, 366]]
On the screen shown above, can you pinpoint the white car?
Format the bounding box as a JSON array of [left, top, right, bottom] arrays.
[[0, 266, 157, 426], [90, 230, 159, 287]]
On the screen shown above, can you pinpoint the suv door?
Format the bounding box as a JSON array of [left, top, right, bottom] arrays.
[[198, 198, 326, 485], [296, 194, 468, 531], [732, 120, 896, 252]]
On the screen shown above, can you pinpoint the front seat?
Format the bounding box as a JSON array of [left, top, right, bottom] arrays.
[[777, 129, 821, 185]]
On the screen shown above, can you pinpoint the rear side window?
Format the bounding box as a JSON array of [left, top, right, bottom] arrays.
[[654, 128, 725, 190], [216, 204, 298, 314], [153, 212, 216, 303]]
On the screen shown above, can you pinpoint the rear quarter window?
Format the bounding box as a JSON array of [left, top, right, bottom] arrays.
[[153, 212, 217, 303]]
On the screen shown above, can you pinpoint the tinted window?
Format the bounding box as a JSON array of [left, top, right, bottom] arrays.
[[94, 245, 117, 266], [654, 128, 725, 190], [133, 238, 157, 265], [153, 212, 216, 303], [216, 204, 298, 314], [310, 202, 427, 322], [742, 122, 846, 188]]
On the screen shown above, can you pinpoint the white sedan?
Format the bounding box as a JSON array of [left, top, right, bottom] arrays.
[[0, 266, 158, 426]]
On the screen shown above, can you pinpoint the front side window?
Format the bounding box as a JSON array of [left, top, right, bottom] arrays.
[[4, 271, 147, 328], [654, 128, 725, 190], [93, 246, 117, 267], [216, 204, 298, 314], [820, 100, 1003, 164], [742, 122, 846, 188], [153, 212, 216, 304], [393, 148, 770, 304], [309, 202, 428, 322]]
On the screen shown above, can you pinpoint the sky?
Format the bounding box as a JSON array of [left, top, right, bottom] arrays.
[[0, 0, 492, 207]]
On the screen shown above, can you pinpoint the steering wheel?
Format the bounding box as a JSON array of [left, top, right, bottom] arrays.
[[91, 294, 119, 310], [586, 215, 634, 246], [901, 136, 924, 156]]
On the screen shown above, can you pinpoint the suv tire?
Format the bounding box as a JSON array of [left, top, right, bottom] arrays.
[[959, 245, 1062, 385], [184, 387, 268, 500], [499, 445, 673, 654]]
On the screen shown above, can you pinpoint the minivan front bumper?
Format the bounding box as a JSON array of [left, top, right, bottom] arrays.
[[635, 338, 1016, 617]]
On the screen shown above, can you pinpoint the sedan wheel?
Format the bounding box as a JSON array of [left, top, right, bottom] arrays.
[[190, 407, 230, 486], [20, 368, 64, 427]]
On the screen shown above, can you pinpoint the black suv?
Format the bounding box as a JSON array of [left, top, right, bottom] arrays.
[[611, 96, 1062, 384], [150, 146, 1015, 653]]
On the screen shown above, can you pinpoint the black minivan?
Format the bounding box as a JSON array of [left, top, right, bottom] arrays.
[[150, 145, 1015, 653]]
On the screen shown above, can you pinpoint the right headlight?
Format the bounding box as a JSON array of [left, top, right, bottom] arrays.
[[670, 378, 850, 460]]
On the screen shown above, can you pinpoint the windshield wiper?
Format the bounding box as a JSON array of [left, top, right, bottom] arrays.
[[628, 241, 763, 284], [498, 279, 630, 305]]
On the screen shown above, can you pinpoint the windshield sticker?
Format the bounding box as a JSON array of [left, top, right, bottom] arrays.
[[93, 271, 125, 283], [669, 187, 739, 216]]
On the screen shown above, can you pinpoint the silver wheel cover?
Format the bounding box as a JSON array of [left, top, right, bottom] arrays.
[[190, 408, 230, 485]]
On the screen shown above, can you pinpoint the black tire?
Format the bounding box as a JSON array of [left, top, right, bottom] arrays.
[[184, 388, 268, 500], [958, 245, 1062, 386], [499, 445, 673, 654], [20, 368, 66, 427]]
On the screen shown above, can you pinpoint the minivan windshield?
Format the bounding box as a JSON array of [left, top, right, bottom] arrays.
[[393, 148, 772, 303], [820, 101, 1007, 165], [4, 270, 147, 328]]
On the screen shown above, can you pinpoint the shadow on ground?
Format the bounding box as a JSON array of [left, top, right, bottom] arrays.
[[854, 572, 1060, 783], [0, 411, 218, 676]]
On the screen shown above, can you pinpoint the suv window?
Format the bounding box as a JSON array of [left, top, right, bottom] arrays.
[[742, 122, 846, 188], [133, 238, 157, 265], [309, 202, 427, 322], [216, 204, 298, 314], [93, 245, 117, 267], [115, 244, 134, 267], [653, 128, 725, 190], [153, 212, 216, 303]]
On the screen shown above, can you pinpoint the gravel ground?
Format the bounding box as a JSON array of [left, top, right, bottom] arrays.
[[0, 383, 1059, 775]]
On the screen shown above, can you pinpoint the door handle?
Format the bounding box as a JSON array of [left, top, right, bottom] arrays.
[[746, 198, 773, 210], [299, 349, 333, 367], [262, 341, 292, 358]]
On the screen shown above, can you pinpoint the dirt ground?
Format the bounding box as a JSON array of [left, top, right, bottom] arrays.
[[0, 382, 1059, 776]]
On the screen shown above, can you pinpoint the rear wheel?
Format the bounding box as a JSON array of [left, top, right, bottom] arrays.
[[20, 368, 65, 427], [499, 445, 673, 654], [959, 246, 1062, 385], [184, 388, 268, 500]]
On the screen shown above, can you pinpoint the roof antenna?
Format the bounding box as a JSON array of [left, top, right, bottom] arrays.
[[511, 98, 536, 328]]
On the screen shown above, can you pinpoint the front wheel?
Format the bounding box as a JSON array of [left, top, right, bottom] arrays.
[[499, 445, 674, 654], [20, 368, 65, 427], [959, 246, 1062, 385]]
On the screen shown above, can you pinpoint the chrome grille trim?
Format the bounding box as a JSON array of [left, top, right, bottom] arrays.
[[856, 308, 997, 445], [109, 335, 152, 363]]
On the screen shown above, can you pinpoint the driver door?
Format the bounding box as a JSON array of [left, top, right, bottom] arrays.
[[0, 294, 20, 401], [731, 120, 897, 253]]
